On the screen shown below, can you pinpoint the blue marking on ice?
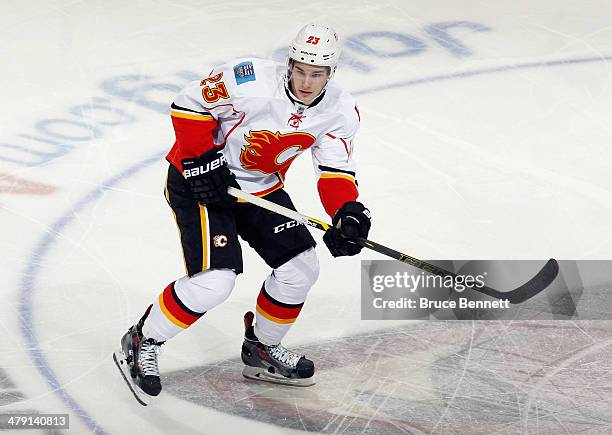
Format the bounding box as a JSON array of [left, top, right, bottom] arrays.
[[354, 54, 612, 95], [18, 152, 165, 434], [16, 52, 612, 433]]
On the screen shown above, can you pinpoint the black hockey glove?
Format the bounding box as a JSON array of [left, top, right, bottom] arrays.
[[323, 201, 371, 257], [181, 149, 239, 205]]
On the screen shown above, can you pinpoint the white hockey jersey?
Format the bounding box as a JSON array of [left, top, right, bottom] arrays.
[[166, 58, 361, 217]]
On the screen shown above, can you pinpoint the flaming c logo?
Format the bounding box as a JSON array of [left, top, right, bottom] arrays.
[[240, 130, 316, 177]]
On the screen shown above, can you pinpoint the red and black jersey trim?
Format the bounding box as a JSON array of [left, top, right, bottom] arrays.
[[318, 165, 356, 177], [171, 102, 212, 117], [317, 164, 359, 217], [166, 103, 218, 169]]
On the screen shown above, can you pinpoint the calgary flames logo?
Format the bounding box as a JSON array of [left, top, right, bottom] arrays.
[[240, 130, 316, 177]]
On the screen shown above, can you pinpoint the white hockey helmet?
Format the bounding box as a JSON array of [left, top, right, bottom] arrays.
[[288, 24, 341, 79]]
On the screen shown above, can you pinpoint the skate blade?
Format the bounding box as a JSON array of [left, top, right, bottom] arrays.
[[113, 349, 151, 406], [242, 365, 315, 387]]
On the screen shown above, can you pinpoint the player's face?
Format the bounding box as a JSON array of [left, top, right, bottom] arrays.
[[289, 62, 330, 104]]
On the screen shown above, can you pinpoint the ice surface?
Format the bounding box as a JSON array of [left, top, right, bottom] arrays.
[[163, 322, 612, 434], [1, 1, 612, 433]]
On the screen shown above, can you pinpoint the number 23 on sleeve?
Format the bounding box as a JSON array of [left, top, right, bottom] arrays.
[[200, 72, 230, 103]]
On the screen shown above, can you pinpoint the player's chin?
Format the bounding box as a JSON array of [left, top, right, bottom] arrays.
[[299, 92, 314, 103]]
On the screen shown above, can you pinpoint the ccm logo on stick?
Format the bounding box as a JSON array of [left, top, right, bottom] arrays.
[[183, 155, 226, 178], [273, 219, 305, 234]]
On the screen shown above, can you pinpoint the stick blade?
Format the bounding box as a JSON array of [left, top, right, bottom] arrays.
[[505, 258, 559, 304]]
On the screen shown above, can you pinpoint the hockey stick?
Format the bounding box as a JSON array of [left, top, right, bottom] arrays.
[[227, 187, 559, 304]]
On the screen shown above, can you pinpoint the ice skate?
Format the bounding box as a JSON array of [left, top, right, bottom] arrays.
[[241, 311, 315, 387], [113, 319, 163, 406]]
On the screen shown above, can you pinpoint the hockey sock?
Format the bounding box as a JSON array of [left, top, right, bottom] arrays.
[[254, 283, 304, 345], [254, 248, 319, 345], [142, 281, 205, 342], [142, 268, 236, 342]]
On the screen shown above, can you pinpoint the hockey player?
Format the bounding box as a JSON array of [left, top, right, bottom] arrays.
[[114, 23, 371, 403]]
